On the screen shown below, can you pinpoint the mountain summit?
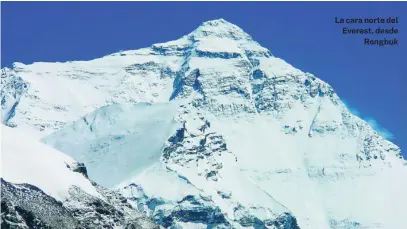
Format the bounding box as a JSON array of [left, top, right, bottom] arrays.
[[191, 18, 254, 40], [2, 19, 406, 229]]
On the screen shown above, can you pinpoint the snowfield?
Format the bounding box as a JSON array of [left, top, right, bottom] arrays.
[[210, 117, 407, 228], [2, 18, 406, 229], [42, 102, 182, 188], [1, 125, 99, 201]]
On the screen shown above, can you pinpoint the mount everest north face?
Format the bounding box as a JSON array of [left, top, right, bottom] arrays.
[[1, 18, 406, 229]]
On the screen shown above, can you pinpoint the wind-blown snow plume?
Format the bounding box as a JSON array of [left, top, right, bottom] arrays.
[[342, 100, 394, 140]]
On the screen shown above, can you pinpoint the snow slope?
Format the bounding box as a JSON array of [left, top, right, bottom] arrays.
[[42, 102, 182, 188], [2, 18, 406, 229], [210, 116, 407, 229], [1, 125, 162, 228], [1, 53, 179, 139], [1, 125, 99, 201], [42, 103, 299, 228]]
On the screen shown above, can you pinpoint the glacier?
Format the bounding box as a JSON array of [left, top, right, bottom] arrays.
[[1, 18, 406, 229], [42, 102, 182, 188]]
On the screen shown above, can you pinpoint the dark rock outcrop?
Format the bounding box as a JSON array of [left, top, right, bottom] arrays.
[[1, 176, 161, 229]]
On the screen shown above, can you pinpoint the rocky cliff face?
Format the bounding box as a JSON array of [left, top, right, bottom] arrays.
[[2, 19, 406, 229], [1, 178, 161, 229]]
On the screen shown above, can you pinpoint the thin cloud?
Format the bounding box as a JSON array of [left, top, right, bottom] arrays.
[[342, 100, 394, 140], [365, 118, 394, 140]]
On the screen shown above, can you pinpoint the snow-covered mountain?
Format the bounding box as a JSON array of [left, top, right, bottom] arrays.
[[2, 19, 406, 229]]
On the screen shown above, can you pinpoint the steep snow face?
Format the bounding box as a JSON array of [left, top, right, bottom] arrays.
[[2, 18, 406, 229], [210, 116, 407, 229], [44, 103, 300, 228], [1, 54, 180, 139], [42, 102, 182, 188], [0, 19, 270, 137], [1, 125, 99, 201]]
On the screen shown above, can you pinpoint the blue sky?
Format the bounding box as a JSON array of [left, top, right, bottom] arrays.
[[2, 2, 406, 156]]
